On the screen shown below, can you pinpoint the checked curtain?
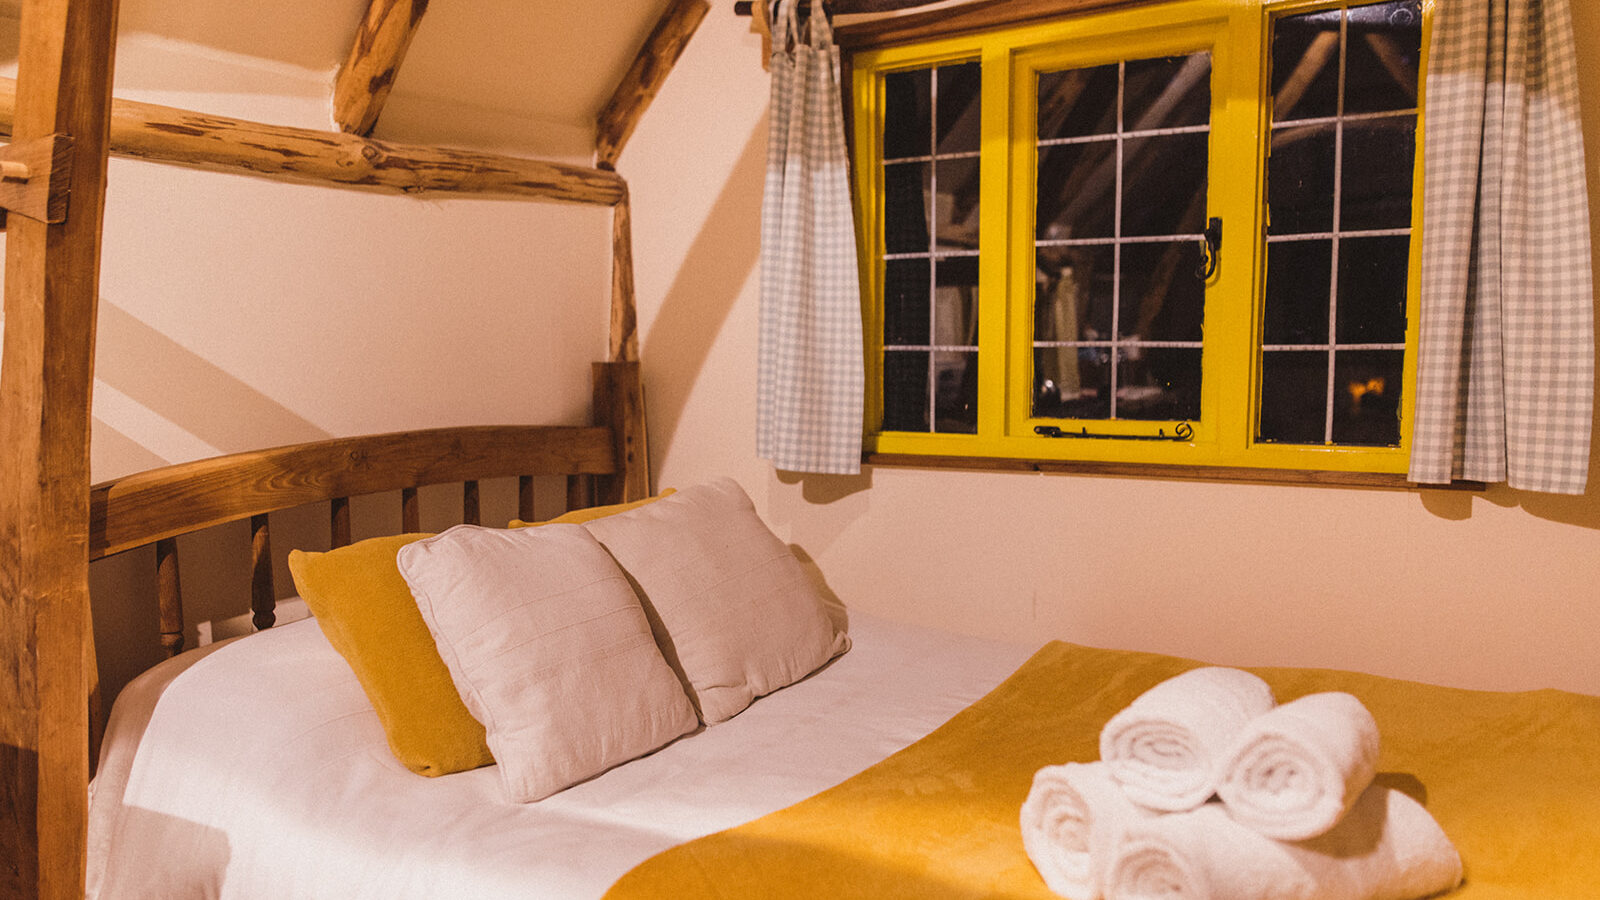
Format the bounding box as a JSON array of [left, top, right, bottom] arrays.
[[1407, 0, 1595, 494]]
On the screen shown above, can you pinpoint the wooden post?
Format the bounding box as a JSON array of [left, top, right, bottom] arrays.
[[609, 192, 639, 363], [592, 362, 650, 505], [333, 0, 431, 136], [0, 0, 120, 896]]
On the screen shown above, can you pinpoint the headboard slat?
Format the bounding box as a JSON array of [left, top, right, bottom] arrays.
[[462, 480, 480, 526], [330, 497, 352, 549], [155, 538, 184, 658], [401, 486, 420, 533], [518, 475, 536, 522], [250, 514, 275, 632], [89, 425, 616, 560]]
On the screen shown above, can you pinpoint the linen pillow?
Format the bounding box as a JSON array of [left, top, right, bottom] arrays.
[[287, 533, 494, 777], [507, 489, 674, 528], [583, 477, 850, 724], [396, 523, 698, 803]]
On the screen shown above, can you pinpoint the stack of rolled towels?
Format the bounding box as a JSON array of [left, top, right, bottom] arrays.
[[1020, 667, 1464, 900]]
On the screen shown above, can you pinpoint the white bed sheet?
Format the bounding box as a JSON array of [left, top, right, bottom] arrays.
[[89, 611, 1037, 900]]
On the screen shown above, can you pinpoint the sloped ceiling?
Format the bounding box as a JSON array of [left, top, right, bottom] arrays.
[[1, 0, 674, 157]]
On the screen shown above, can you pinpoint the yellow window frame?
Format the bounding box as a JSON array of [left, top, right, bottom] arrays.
[[851, 0, 1430, 476]]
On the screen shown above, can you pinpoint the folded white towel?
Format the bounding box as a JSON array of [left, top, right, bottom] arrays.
[[1100, 668, 1277, 812], [1217, 692, 1381, 841], [1104, 786, 1463, 900], [1021, 762, 1153, 900]]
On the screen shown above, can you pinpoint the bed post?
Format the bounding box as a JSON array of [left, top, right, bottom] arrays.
[[0, 0, 120, 896]]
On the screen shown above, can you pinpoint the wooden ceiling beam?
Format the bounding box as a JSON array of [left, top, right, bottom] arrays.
[[0, 77, 627, 205], [594, 0, 709, 170], [333, 0, 431, 136]]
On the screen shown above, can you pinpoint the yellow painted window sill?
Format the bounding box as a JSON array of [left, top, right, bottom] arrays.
[[863, 453, 1487, 491]]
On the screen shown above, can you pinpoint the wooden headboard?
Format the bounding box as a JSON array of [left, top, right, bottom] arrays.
[[87, 360, 648, 664]]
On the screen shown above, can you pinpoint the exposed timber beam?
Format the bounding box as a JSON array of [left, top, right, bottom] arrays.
[[333, 0, 431, 136], [594, 0, 709, 170], [0, 77, 627, 205], [0, 0, 120, 895]]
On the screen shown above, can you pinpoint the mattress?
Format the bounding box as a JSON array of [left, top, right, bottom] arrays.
[[88, 610, 1038, 900]]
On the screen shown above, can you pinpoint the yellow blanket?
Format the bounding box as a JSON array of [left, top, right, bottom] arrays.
[[605, 641, 1600, 899]]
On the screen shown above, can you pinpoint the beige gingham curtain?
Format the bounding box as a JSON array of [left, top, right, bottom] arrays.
[[757, 0, 865, 475], [1407, 0, 1594, 494]]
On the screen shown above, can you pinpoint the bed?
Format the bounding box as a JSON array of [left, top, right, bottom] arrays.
[[79, 403, 1600, 899]]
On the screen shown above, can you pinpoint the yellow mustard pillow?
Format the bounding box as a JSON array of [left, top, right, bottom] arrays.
[[288, 533, 493, 777], [507, 488, 674, 528]]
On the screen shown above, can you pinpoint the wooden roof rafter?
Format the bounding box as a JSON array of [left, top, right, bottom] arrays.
[[595, 0, 710, 171], [333, 0, 431, 136]]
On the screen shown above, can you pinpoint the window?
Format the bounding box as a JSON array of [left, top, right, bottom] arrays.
[[851, 0, 1426, 476]]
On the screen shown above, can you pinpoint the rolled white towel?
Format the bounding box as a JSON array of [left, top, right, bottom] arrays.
[[1100, 667, 1277, 812], [1104, 786, 1463, 900], [1021, 762, 1154, 900], [1217, 692, 1381, 840]]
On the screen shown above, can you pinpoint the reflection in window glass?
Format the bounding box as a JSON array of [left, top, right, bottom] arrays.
[[879, 60, 982, 433], [1258, 1, 1419, 448], [1033, 52, 1212, 423]]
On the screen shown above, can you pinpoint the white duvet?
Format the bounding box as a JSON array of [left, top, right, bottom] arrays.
[[89, 612, 1036, 900]]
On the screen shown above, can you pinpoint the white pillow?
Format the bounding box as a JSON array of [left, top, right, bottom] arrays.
[[584, 477, 850, 724], [396, 523, 697, 802]]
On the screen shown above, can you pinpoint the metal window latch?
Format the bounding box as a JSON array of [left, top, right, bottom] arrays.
[[1035, 422, 1194, 442], [1195, 216, 1222, 280]]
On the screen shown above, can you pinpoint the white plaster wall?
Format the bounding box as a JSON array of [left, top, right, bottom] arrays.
[[623, 3, 1600, 695]]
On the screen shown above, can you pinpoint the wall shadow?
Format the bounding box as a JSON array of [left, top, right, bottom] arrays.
[[96, 300, 330, 463], [640, 114, 768, 472]]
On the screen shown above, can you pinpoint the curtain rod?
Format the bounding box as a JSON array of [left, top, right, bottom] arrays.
[[734, 0, 949, 15]]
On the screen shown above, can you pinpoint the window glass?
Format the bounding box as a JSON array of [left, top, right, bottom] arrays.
[[879, 61, 981, 434], [1032, 52, 1212, 423], [1258, 1, 1420, 448]]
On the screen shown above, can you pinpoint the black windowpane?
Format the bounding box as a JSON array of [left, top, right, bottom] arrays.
[[1124, 54, 1211, 131], [1341, 117, 1416, 231], [1258, 350, 1329, 443], [1264, 239, 1332, 345], [934, 352, 979, 433], [1344, 1, 1422, 116], [934, 257, 980, 347], [937, 63, 983, 154], [1337, 236, 1410, 343], [883, 259, 931, 346], [1036, 245, 1114, 342], [1119, 348, 1202, 421], [1037, 140, 1116, 239], [1122, 133, 1209, 237], [882, 350, 930, 432], [1267, 124, 1335, 235], [1331, 350, 1403, 445], [1039, 64, 1119, 140], [1120, 242, 1205, 342], [935, 157, 981, 251], [883, 69, 931, 160], [1271, 9, 1341, 121], [883, 162, 929, 254], [1034, 346, 1110, 420]]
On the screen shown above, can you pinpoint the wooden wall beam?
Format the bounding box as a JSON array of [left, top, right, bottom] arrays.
[[609, 192, 639, 363], [333, 0, 431, 136], [0, 77, 627, 205], [594, 0, 709, 169], [0, 0, 120, 895]]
